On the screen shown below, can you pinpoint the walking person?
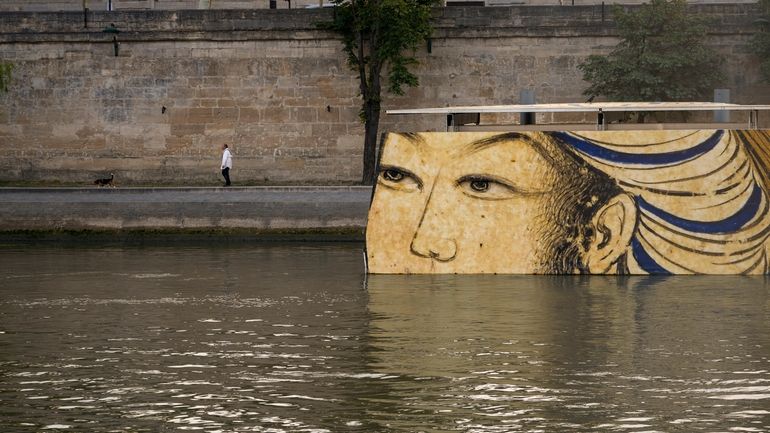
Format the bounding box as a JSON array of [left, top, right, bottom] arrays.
[[221, 144, 232, 187]]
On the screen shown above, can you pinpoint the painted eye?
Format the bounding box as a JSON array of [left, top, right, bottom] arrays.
[[383, 169, 404, 182], [469, 180, 489, 192], [457, 175, 520, 200], [378, 166, 422, 192]]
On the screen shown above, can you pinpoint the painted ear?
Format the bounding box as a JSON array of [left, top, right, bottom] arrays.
[[584, 193, 637, 274]]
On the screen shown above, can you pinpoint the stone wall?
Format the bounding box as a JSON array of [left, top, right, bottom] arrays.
[[0, 0, 322, 12], [0, 0, 758, 12], [0, 4, 768, 185]]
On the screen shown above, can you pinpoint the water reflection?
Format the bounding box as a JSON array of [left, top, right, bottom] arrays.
[[0, 245, 768, 432], [365, 275, 770, 431]]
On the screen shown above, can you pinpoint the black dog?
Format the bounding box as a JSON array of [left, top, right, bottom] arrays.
[[94, 173, 115, 187]]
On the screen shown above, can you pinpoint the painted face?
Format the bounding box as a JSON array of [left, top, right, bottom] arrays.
[[366, 132, 563, 274]]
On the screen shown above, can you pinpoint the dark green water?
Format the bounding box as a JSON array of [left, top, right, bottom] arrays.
[[0, 243, 768, 432]]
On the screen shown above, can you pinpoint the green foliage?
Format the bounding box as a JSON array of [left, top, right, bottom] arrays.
[[578, 0, 724, 102], [322, 0, 436, 118], [0, 62, 12, 93], [752, 0, 770, 83], [321, 0, 436, 183]]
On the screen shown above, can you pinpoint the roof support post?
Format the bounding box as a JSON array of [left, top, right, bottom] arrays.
[[597, 109, 605, 131]]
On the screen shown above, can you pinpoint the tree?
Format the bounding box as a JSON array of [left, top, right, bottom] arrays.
[[0, 62, 12, 93], [578, 0, 724, 113], [752, 0, 770, 83], [323, 0, 436, 184]]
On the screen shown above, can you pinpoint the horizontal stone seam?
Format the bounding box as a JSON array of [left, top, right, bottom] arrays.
[[1, 29, 754, 44], [0, 21, 755, 43], [0, 30, 339, 43], [0, 4, 756, 34]]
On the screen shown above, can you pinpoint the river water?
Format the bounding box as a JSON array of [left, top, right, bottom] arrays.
[[0, 243, 768, 432]]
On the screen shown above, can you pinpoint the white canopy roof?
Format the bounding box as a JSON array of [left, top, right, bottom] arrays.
[[386, 102, 770, 115]]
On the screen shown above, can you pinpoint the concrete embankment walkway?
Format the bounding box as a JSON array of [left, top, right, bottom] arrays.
[[0, 186, 372, 236]]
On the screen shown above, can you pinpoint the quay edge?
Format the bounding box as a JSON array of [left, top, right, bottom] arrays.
[[0, 186, 373, 237]]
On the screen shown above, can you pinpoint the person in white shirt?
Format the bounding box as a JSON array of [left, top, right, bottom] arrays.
[[221, 144, 232, 186]]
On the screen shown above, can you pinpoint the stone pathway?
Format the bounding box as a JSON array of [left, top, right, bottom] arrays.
[[0, 186, 373, 232]]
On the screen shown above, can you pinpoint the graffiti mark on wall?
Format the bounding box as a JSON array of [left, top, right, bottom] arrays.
[[365, 130, 770, 274]]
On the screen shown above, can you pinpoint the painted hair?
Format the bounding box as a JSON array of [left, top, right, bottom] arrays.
[[468, 132, 624, 274], [551, 130, 770, 275]]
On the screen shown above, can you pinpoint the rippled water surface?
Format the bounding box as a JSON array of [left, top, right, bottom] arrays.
[[1, 243, 769, 432]]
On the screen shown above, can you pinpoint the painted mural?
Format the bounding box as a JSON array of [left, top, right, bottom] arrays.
[[365, 130, 770, 275]]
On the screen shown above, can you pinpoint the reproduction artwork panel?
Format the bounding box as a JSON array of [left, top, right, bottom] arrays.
[[365, 130, 770, 275]]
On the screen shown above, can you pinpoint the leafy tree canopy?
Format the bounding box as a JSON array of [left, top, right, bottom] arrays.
[[321, 0, 437, 183], [324, 0, 435, 109], [752, 0, 770, 83], [579, 0, 724, 103]]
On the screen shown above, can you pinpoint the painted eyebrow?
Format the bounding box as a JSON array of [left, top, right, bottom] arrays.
[[392, 132, 427, 146], [459, 132, 561, 169], [393, 132, 543, 156], [460, 132, 533, 156], [388, 132, 550, 167]]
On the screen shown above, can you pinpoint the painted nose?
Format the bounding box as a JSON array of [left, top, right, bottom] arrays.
[[410, 235, 457, 262], [409, 206, 458, 262]]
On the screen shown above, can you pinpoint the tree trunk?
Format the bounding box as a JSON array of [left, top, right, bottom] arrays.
[[362, 100, 381, 185], [361, 55, 382, 185]]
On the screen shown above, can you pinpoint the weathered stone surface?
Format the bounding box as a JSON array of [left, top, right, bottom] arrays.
[[0, 186, 372, 231], [0, 5, 768, 185], [0, 0, 756, 12]]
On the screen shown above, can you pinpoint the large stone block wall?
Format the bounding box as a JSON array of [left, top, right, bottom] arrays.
[[0, 0, 322, 12], [0, 5, 768, 185], [0, 0, 758, 12]]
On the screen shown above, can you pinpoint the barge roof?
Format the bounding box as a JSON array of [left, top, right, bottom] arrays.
[[386, 102, 770, 115]]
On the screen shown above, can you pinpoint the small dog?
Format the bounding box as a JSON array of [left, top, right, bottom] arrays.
[[94, 173, 115, 187]]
